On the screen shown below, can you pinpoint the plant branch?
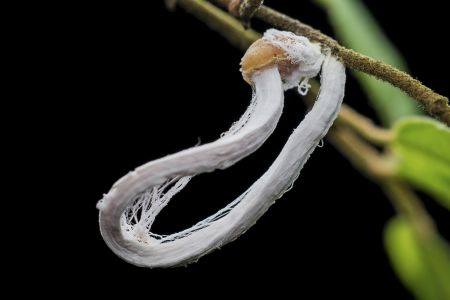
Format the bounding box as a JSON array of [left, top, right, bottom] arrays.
[[306, 80, 434, 238], [176, 0, 260, 50], [382, 180, 436, 239], [327, 126, 395, 179], [328, 126, 436, 238], [172, 0, 395, 148], [169, 0, 438, 239], [337, 106, 393, 145], [239, 0, 264, 20], [210, 0, 450, 126], [307, 80, 393, 145]]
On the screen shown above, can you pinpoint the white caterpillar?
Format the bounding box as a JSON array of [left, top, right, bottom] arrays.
[[98, 29, 346, 268]]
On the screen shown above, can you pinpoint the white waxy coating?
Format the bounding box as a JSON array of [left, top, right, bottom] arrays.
[[98, 67, 285, 267], [98, 30, 346, 268]]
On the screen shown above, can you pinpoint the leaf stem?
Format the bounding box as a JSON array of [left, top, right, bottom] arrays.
[[327, 126, 395, 179], [382, 180, 436, 239], [337, 106, 393, 145], [328, 127, 436, 238]]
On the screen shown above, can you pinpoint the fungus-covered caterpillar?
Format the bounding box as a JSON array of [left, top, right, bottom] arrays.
[[98, 29, 346, 267]]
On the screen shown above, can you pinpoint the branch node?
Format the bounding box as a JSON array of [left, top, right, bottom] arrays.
[[239, 0, 263, 27], [226, 0, 263, 28], [227, 0, 241, 17]]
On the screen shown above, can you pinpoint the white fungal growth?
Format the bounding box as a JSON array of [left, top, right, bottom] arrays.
[[98, 29, 346, 268], [262, 28, 324, 91]]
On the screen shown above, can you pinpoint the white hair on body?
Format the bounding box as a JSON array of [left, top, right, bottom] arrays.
[[98, 29, 346, 268]]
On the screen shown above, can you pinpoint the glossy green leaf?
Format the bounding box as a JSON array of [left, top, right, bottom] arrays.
[[385, 217, 450, 300], [392, 117, 450, 209], [315, 0, 421, 125]]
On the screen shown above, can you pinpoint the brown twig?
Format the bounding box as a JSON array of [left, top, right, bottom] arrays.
[[175, 0, 393, 148], [239, 0, 264, 26], [217, 0, 263, 27], [169, 0, 439, 238], [211, 0, 450, 126]]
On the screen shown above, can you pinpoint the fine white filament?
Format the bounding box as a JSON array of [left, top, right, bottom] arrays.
[[98, 30, 346, 268]]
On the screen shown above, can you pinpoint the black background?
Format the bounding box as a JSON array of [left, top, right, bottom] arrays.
[[37, 0, 449, 298]]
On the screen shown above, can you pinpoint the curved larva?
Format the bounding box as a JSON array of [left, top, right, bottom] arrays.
[[98, 30, 346, 268], [98, 66, 284, 267]]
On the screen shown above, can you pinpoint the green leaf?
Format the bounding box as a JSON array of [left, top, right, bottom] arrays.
[[392, 117, 450, 210], [315, 0, 421, 125], [385, 217, 450, 300]]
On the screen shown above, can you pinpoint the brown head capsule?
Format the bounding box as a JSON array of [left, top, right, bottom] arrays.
[[241, 38, 299, 84]]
